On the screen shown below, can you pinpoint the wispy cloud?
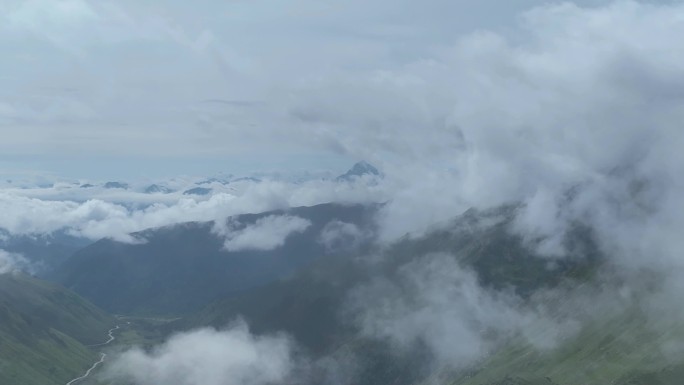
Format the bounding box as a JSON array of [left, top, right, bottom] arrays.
[[0, 249, 32, 274]]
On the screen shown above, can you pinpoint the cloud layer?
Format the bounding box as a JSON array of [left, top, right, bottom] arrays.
[[0, 178, 387, 242], [106, 320, 295, 385], [313, 0, 684, 257], [5, 0, 684, 258]]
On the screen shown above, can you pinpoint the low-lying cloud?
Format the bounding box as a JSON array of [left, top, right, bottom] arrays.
[[278, 1, 684, 257], [318, 220, 367, 253], [106, 320, 295, 385], [0, 179, 387, 243], [348, 254, 581, 371], [218, 215, 311, 252], [0, 249, 31, 274]]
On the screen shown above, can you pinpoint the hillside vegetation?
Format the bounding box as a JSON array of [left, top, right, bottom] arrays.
[[52, 203, 377, 315], [0, 273, 115, 385]]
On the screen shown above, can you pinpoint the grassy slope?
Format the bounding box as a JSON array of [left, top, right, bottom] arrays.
[[185, 205, 684, 385], [450, 306, 684, 385], [180, 206, 602, 385], [0, 273, 116, 385], [75, 204, 684, 385]]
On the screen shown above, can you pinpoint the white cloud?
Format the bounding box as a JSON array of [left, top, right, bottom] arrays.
[[319, 0, 684, 364], [318, 220, 367, 253], [0, 249, 31, 274], [0, 178, 386, 243], [218, 215, 311, 252], [347, 254, 581, 370], [271, 0, 684, 264], [0, 0, 643, 168], [106, 320, 295, 385]]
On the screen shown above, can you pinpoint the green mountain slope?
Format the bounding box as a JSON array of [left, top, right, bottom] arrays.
[[186, 206, 597, 339], [0, 273, 116, 385], [180, 206, 601, 385], [81, 203, 681, 385], [52, 203, 378, 315], [0, 230, 91, 277], [448, 306, 684, 385]]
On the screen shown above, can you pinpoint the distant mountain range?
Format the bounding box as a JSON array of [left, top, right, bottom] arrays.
[[24, 161, 377, 191], [182, 186, 212, 196], [144, 184, 174, 194], [103, 181, 129, 189]]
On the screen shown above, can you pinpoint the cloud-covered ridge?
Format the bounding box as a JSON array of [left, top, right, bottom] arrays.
[[218, 215, 311, 252]]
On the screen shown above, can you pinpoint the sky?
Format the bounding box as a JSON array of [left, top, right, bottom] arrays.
[[2, 0, 684, 247], [1, 0, 671, 180], [2, 0, 684, 241]]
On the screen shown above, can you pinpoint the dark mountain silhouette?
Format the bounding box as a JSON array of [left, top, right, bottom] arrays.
[[183, 187, 212, 196], [336, 161, 382, 181], [51, 203, 379, 315]]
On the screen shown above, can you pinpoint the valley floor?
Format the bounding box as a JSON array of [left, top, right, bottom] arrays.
[[68, 316, 177, 385]]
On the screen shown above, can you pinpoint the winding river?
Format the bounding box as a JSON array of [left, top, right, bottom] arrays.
[[65, 325, 121, 385]]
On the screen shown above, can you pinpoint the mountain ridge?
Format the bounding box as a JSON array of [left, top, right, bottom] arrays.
[[51, 202, 380, 315]]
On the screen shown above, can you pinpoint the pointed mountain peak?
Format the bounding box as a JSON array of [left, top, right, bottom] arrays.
[[336, 161, 381, 181]]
